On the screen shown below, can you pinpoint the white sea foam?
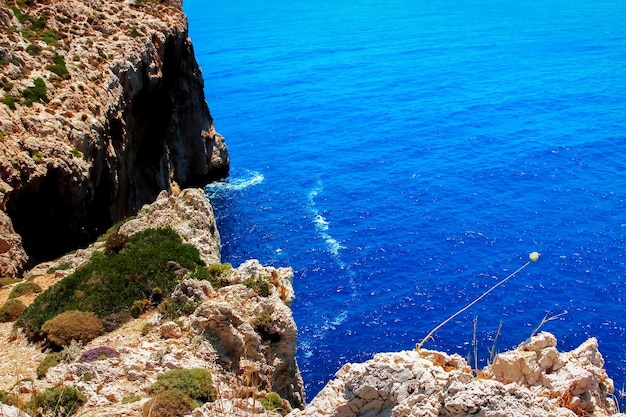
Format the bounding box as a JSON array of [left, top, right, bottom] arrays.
[[204, 170, 264, 195], [308, 181, 346, 257]]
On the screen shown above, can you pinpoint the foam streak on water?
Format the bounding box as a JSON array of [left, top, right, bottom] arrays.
[[185, 0, 626, 402]]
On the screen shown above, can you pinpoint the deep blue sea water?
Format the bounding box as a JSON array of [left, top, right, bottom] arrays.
[[184, 0, 626, 403]]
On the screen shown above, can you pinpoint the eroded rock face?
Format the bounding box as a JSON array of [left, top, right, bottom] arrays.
[[190, 259, 305, 409], [291, 332, 622, 417], [0, 0, 229, 266], [0, 210, 27, 276]]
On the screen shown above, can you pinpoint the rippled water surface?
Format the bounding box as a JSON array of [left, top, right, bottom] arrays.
[[184, 0, 626, 401]]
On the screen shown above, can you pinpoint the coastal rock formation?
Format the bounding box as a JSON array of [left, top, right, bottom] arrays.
[[0, 0, 229, 268], [0, 190, 302, 417], [290, 332, 622, 417]]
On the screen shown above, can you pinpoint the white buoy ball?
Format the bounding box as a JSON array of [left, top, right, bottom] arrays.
[[529, 252, 540, 262]]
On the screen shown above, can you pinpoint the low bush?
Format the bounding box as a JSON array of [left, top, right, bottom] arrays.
[[2, 94, 16, 110], [0, 277, 22, 287], [148, 368, 217, 405], [17, 227, 205, 342], [28, 385, 86, 417], [0, 389, 17, 406], [142, 390, 196, 417], [8, 281, 42, 299], [41, 310, 104, 348], [37, 352, 62, 379], [158, 297, 197, 320], [186, 262, 232, 289], [80, 346, 118, 362], [244, 276, 270, 297], [0, 299, 26, 322], [22, 77, 46, 106], [259, 392, 291, 415]]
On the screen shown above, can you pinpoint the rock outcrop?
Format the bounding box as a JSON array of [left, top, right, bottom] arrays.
[[290, 332, 623, 417], [0, 189, 303, 417], [0, 0, 229, 269]]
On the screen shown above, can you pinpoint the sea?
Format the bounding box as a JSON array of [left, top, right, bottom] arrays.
[[183, 0, 626, 404]]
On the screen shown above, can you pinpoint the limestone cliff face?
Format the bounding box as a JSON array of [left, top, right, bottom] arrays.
[[0, 0, 228, 269]]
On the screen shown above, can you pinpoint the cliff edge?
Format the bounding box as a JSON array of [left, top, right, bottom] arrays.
[[0, 0, 229, 270]]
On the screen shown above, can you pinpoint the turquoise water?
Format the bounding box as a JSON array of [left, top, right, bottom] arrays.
[[184, 0, 626, 401]]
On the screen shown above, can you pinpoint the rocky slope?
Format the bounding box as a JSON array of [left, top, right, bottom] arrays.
[[0, 0, 229, 270], [0, 189, 303, 417]]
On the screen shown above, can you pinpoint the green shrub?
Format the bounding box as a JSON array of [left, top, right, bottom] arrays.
[[0, 299, 26, 322], [148, 368, 217, 405], [69, 148, 82, 159], [37, 352, 62, 379], [3, 94, 16, 110], [8, 281, 42, 299], [158, 297, 197, 320], [141, 322, 154, 336], [244, 276, 270, 297], [41, 310, 104, 348], [0, 389, 17, 406], [142, 390, 196, 417], [9, 6, 27, 23], [259, 392, 291, 415], [30, 150, 43, 163], [41, 29, 59, 45], [47, 54, 69, 78], [17, 227, 205, 341], [22, 77, 46, 106], [28, 385, 86, 417], [26, 43, 41, 55]]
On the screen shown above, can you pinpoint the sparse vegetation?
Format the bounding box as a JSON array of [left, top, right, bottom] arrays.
[[259, 392, 291, 415], [0, 299, 26, 322], [8, 281, 42, 299], [37, 352, 62, 379], [22, 77, 47, 106], [17, 227, 205, 343], [0, 277, 22, 287], [148, 368, 217, 405], [27, 385, 86, 417], [41, 310, 104, 348], [47, 53, 69, 78], [252, 311, 281, 342], [142, 390, 196, 417], [3, 93, 16, 110], [244, 276, 271, 297]]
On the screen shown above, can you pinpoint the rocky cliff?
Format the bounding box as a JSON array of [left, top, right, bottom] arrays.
[[0, 0, 229, 270], [0, 189, 304, 417]]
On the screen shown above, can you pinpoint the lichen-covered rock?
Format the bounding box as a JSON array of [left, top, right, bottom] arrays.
[[0, 0, 229, 265], [290, 333, 623, 417], [118, 188, 221, 265]]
